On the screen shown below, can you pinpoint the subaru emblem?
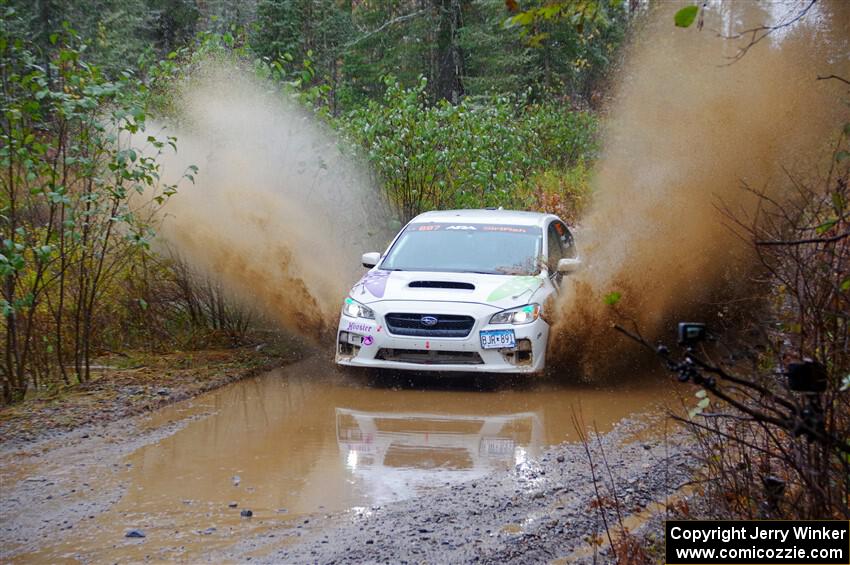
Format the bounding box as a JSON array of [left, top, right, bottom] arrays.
[[421, 316, 439, 327]]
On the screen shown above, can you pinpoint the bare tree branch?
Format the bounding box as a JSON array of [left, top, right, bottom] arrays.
[[756, 230, 850, 246], [817, 74, 850, 87], [344, 9, 429, 50], [720, 0, 818, 63]]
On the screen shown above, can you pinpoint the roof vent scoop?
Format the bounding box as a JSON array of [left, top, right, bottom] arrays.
[[409, 281, 475, 290]]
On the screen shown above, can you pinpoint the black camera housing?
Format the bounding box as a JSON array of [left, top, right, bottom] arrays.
[[677, 322, 707, 347], [787, 359, 827, 393]]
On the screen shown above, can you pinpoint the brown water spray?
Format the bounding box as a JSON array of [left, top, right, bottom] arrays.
[[151, 4, 847, 359], [548, 1, 850, 377], [154, 64, 387, 340]]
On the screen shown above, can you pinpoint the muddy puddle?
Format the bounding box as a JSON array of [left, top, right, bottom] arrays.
[[14, 357, 678, 563]]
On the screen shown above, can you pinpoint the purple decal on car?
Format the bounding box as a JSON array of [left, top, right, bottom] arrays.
[[362, 336, 374, 346], [346, 321, 373, 333], [354, 269, 391, 298]]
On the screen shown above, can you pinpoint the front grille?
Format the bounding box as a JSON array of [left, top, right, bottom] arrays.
[[384, 313, 475, 338], [375, 349, 483, 365]]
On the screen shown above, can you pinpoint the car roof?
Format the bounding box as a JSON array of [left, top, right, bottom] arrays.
[[409, 209, 555, 227]]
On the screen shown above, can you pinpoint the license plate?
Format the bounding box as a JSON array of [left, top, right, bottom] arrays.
[[480, 437, 515, 455], [479, 329, 516, 349]]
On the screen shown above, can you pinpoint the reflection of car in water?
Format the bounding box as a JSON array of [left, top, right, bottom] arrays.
[[335, 209, 580, 374], [336, 407, 543, 501]]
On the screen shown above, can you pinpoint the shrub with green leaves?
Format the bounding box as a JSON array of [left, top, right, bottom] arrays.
[[0, 9, 191, 401], [336, 76, 598, 222]]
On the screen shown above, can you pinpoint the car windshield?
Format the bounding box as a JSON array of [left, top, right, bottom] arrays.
[[380, 223, 543, 275]]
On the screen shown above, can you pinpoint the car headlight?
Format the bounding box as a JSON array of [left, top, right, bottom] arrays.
[[489, 304, 540, 325], [342, 297, 375, 319]]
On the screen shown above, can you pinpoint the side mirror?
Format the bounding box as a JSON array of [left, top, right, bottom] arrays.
[[361, 252, 381, 268], [557, 257, 582, 274]]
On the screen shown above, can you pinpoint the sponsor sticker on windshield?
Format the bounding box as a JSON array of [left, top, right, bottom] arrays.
[[410, 223, 535, 233]]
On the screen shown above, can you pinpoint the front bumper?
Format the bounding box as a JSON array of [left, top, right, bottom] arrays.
[[334, 301, 549, 374]]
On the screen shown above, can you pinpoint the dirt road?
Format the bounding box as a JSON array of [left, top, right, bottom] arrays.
[[0, 356, 693, 563]]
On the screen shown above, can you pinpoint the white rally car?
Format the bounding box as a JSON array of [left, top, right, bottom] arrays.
[[335, 209, 580, 373]]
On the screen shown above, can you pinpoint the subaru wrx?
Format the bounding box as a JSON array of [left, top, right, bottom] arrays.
[[335, 209, 580, 373]]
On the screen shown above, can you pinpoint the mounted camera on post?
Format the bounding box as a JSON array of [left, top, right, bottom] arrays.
[[786, 359, 827, 393], [677, 322, 706, 347]]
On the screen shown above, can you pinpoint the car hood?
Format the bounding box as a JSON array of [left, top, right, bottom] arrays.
[[348, 269, 547, 310]]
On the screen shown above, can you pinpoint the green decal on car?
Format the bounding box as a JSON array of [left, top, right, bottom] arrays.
[[487, 277, 543, 301]]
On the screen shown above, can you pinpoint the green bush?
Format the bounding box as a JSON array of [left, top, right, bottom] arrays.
[[0, 11, 193, 400], [519, 162, 594, 224], [336, 76, 598, 222]]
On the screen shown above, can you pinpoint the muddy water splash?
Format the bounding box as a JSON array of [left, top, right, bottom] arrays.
[[7, 360, 676, 564], [550, 1, 850, 375], [156, 64, 386, 339]]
